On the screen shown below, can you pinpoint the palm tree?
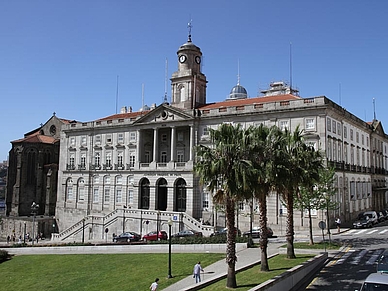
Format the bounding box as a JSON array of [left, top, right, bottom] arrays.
[[194, 123, 253, 288], [275, 126, 315, 259], [247, 124, 284, 271]]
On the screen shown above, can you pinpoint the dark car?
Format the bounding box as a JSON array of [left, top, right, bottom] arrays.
[[210, 227, 242, 237], [113, 232, 141, 242], [243, 227, 274, 238], [142, 231, 168, 242], [171, 229, 202, 238], [353, 215, 373, 229], [378, 211, 386, 223]]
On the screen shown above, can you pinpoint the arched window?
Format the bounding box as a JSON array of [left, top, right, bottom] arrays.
[[140, 178, 150, 209], [175, 178, 187, 212]]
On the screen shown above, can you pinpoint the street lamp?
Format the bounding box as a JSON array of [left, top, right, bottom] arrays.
[[82, 218, 85, 244], [123, 205, 127, 233], [31, 202, 39, 246], [167, 218, 173, 278]]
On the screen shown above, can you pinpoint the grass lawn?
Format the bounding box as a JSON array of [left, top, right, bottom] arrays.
[[204, 254, 315, 291], [0, 253, 224, 291]]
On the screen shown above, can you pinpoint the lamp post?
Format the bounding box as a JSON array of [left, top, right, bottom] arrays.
[[82, 218, 85, 244], [31, 202, 39, 246], [167, 218, 173, 278], [123, 205, 127, 233]]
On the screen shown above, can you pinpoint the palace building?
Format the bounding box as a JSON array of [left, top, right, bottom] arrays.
[[6, 32, 388, 242]]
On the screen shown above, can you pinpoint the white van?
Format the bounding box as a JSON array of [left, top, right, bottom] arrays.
[[363, 211, 379, 225]]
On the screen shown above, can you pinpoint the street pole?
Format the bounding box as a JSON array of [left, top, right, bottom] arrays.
[[123, 205, 127, 233], [82, 218, 85, 244], [168, 218, 173, 278]]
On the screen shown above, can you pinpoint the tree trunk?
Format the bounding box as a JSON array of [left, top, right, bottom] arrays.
[[225, 197, 237, 288], [258, 195, 269, 271], [308, 208, 314, 245], [286, 192, 296, 259]]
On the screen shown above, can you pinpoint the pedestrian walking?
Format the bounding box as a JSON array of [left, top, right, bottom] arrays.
[[335, 217, 341, 233], [150, 278, 159, 291], [193, 261, 204, 283]]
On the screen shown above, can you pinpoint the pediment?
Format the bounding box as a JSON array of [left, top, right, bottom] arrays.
[[133, 104, 194, 124]]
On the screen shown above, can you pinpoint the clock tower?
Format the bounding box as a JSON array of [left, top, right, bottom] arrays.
[[171, 29, 207, 110]]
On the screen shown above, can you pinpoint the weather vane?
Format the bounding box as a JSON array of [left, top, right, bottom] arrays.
[[187, 19, 192, 42]]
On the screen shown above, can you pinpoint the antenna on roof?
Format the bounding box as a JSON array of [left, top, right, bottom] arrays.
[[115, 75, 119, 114], [237, 58, 240, 86], [142, 83, 145, 111], [339, 83, 342, 106], [289, 42, 293, 92], [163, 58, 168, 104], [373, 98, 376, 120], [187, 18, 192, 42]]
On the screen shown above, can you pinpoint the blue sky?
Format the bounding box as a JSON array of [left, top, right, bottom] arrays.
[[1, 0, 388, 161]]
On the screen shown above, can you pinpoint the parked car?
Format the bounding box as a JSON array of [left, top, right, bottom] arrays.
[[353, 215, 373, 229], [243, 227, 274, 238], [382, 210, 388, 220], [171, 229, 202, 238], [357, 272, 388, 290], [377, 211, 386, 223], [113, 232, 141, 243], [363, 211, 379, 225], [142, 231, 168, 242], [377, 249, 388, 273], [210, 227, 242, 237]]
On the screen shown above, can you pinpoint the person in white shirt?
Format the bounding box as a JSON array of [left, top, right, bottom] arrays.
[[335, 217, 341, 233], [193, 261, 204, 283], [150, 278, 159, 291]]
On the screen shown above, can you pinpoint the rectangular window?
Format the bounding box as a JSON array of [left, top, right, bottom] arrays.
[[161, 134, 167, 142], [67, 186, 73, 200], [344, 126, 347, 138], [80, 154, 86, 168], [356, 132, 359, 143], [79, 187, 85, 201], [104, 176, 111, 184], [93, 175, 100, 184], [95, 135, 101, 145], [130, 132, 136, 141], [69, 154, 75, 167], [104, 188, 110, 203], [332, 120, 336, 134], [337, 122, 341, 135], [116, 189, 122, 203], [116, 176, 123, 184], [203, 192, 209, 209], [117, 151, 123, 167], [129, 152, 135, 168], [327, 118, 331, 132], [203, 126, 209, 136], [344, 145, 348, 163], [118, 133, 124, 144], [350, 129, 353, 141], [93, 188, 99, 202], [161, 151, 167, 163], [305, 118, 315, 130], [70, 137, 76, 147], [106, 152, 112, 167], [279, 120, 289, 131], [128, 189, 133, 204], [362, 134, 364, 145], [145, 151, 151, 163], [106, 134, 112, 144], [81, 136, 87, 146], [177, 132, 184, 141], [177, 150, 184, 162]]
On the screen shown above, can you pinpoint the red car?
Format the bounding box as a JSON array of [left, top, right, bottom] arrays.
[[142, 231, 168, 242]]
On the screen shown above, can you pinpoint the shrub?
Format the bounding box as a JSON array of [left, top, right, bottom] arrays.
[[0, 249, 11, 263]]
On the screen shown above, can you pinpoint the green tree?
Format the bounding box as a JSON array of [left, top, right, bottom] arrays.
[[194, 123, 254, 288], [294, 147, 324, 245]]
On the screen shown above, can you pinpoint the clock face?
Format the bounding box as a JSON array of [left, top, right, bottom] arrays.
[[195, 56, 201, 64], [179, 55, 187, 63]]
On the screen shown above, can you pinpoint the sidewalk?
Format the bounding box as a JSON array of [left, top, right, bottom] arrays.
[[162, 228, 349, 291]]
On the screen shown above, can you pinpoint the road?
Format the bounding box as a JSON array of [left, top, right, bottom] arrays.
[[303, 220, 388, 290]]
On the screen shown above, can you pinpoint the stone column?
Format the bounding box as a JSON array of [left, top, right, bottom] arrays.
[[170, 127, 176, 162], [189, 126, 194, 161], [152, 128, 158, 163]]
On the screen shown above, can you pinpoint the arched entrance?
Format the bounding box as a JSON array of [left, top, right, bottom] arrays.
[[175, 178, 187, 212], [156, 178, 168, 211], [139, 178, 150, 209]]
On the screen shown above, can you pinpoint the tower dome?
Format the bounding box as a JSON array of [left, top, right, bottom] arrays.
[[227, 84, 248, 100]]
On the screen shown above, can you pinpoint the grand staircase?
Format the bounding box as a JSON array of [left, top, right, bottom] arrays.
[[51, 209, 214, 242]]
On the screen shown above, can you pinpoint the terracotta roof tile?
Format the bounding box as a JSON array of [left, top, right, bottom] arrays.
[[97, 111, 149, 121], [12, 131, 58, 144]]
